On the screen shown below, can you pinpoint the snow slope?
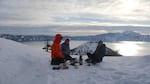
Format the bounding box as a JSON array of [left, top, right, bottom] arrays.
[[0, 38, 150, 84], [48, 56, 150, 84], [0, 38, 49, 84]]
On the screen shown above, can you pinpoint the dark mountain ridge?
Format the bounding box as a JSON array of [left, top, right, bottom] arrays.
[[0, 31, 150, 42]]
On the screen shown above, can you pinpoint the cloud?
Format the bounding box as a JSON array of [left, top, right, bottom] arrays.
[[0, 0, 150, 26]]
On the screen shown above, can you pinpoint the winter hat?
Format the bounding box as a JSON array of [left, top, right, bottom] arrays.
[[98, 40, 103, 44], [65, 38, 70, 43]]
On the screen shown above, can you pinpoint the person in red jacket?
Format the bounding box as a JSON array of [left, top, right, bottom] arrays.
[[51, 34, 68, 69]]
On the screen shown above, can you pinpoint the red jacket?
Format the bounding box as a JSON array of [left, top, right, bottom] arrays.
[[51, 34, 64, 59]]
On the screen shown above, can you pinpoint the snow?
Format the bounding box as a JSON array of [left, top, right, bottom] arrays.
[[48, 56, 150, 84], [0, 38, 49, 84], [0, 38, 150, 84]]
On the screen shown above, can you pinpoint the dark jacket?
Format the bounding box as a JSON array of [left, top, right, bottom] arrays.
[[61, 42, 70, 55], [93, 44, 106, 61]]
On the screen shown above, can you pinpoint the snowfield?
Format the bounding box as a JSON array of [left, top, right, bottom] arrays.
[[0, 38, 49, 84], [0, 38, 150, 84], [48, 56, 150, 84]]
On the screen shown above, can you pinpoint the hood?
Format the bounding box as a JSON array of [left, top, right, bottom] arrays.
[[53, 34, 62, 44]]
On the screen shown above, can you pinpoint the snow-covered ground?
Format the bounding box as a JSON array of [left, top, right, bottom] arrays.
[[0, 38, 49, 84], [0, 38, 150, 84], [48, 56, 150, 84]]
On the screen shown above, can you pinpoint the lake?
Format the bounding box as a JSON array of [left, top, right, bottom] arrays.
[[22, 41, 150, 56]]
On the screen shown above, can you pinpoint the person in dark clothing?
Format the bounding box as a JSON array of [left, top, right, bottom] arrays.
[[61, 38, 72, 60], [61, 38, 77, 65], [86, 41, 106, 64]]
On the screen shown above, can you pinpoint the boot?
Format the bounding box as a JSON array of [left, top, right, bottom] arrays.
[[59, 63, 69, 69], [52, 65, 60, 70]]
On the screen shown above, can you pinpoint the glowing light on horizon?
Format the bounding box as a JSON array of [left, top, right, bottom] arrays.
[[114, 41, 142, 56]]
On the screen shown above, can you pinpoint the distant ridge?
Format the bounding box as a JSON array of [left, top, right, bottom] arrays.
[[0, 31, 150, 42]]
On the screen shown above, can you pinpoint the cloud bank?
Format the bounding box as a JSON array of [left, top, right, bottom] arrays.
[[0, 0, 150, 26]]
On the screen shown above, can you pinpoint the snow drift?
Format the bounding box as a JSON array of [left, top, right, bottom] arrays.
[[0, 38, 49, 84]]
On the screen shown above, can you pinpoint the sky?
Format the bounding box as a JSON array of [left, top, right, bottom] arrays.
[[0, 0, 150, 35]]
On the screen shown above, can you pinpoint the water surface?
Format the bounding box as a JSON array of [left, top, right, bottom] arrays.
[[22, 41, 150, 56]]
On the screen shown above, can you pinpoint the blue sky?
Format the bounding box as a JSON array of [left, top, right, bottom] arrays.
[[0, 0, 150, 35]]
